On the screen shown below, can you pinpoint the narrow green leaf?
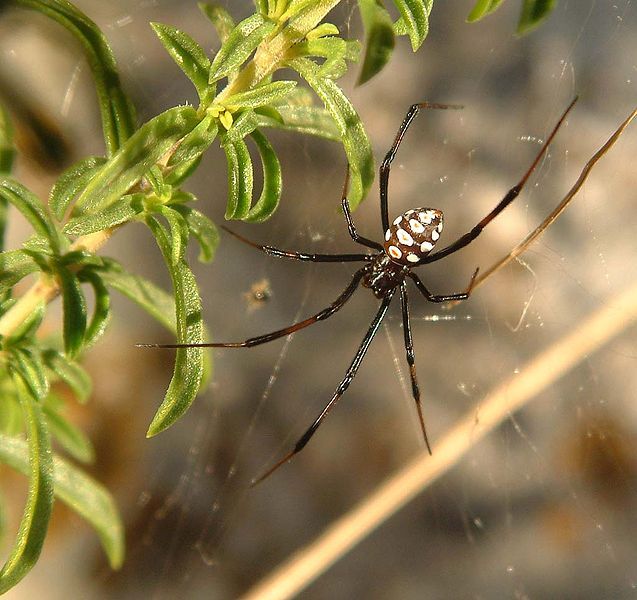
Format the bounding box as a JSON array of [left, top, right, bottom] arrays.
[[42, 349, 92, 404], [0, 391, 23, 437], [0, 106, 14, 251], [74, 106, 200, 215], [199, 2, 236, 43], [99, 259, 176, 332], [223, 110, 259, 143], [173, 206, 219, 263], [57, 265, 87, 358], [151, 22, 212, 101], [9, 348, 49, 403], [208, 14, 276, 83], [517, 0, 556, 34], [255, 105, 340, 140], [392, 0, 432, 50], [43, 402, 94, 464], [145, 217, 204, 436], [49, 156, 107, 220], [466, 0, 505, 22], [245, 130, 282, 222], [0, 249, 39, 295], [225, 80, 297, 111], [14, 0, 136, 156], [165, 115, 218, 186], [0, 433, 123, 569], [0, 177, 63, 254], [0, 376, 53, 594], [78, 270, 111, 348], [64, 193, 142, 237], [357, 0, 395, 85], [222, 137, 254, 220], [4, 300, 45, 346], [157, 206, 189, 266], [0, 103, 15, 177], [289, 58, 374, 209]]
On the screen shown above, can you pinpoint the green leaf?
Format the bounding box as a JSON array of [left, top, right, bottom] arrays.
[[43, 401, 94, 464], [64, 193, 142, 237], [173, 206, 219, 263], [466, 0, 505, 21], [49, 156, 107, 220], [0, 390, 23, 437], [289, 58, 374, 210], [392, 0, 432, 50], [199, 2, 236, 43], [0, 433, 123, 570], [99, 259, 176, 332], [3, 300, 45, 346], [144, 217, 204, 436], [255, 105, 340, 140], [225, 80, 297, 111], [165, 115, 218, 186], [208, 13, 276, 83], [357, 0, 395, 85], [42, 349, 92, 404], [465, 0, 556, 32], [0, 250, 39, 295], [0, 105, 14, 255], [0, 375, 53, 594], [151, 22, 213, 102], [57, 265, 87, 358], [0, 103, 15, 177], [14, 0, 136, 156], [0, 177, 63, 254], [157, 206, 189, 266], [244, 130, 282, 222], [517, 0, 556, 34], [8, 348, 49, 403], [222, 137, 254, 220], [78, 270, 111, 348], [74, 106, 200, 215]]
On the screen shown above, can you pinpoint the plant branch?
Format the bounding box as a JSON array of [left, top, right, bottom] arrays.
[[241, 280, 637, 600]]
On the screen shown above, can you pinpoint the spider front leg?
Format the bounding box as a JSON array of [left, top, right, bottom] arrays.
[[252, 289, 396, 485], [399, 281, 432, 454], [425, 97, 578, 264], [380, 102, 463, 233], [408, 268, 479, 303], [339, 167, 383, 251], [220, 225, 372, 263]]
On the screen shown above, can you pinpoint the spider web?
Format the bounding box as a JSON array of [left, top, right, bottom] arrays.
[[4, 0, 637, 598]]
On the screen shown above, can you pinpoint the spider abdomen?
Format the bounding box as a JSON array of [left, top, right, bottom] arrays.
[[383, 208, 443, 265]]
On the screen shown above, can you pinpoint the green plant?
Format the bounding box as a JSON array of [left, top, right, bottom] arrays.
[[0, 0, 558, 592]]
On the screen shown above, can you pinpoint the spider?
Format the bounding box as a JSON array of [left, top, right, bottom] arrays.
[[143, 98, 578, 484]]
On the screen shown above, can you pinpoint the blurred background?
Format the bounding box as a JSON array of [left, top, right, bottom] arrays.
[[1, 0, 637, 598]]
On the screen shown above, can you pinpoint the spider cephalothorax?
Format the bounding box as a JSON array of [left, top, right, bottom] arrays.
[[140, 98, 579, 484]]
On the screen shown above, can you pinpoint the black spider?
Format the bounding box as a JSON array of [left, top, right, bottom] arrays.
[[143, 98, 578, 484]]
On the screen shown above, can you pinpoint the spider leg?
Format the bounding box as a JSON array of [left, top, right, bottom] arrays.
[[399, 281, 432, 454], [424, 96, 578, 264], [465, 106, 637, 293], [380, 102, 464, 233], [251, 288, 396, 485], [137, 268, 366, 349], [407, 268, 478, 303], [220, 226, 372, 262], [339, 167, 383, 251]]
